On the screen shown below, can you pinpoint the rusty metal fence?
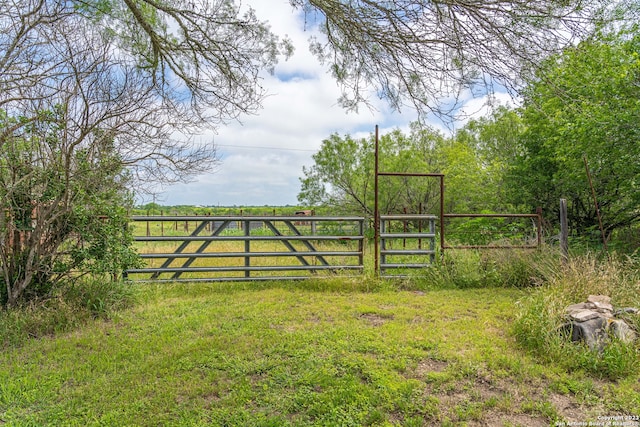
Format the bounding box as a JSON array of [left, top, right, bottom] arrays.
[[442, 213, 542, 250], [126, 215, 365, 282]]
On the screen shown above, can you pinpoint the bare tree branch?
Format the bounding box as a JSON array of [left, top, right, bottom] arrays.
[[291, 0, 629, 120]]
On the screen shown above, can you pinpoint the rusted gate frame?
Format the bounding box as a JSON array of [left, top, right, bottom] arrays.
[[128, 215, 364, 282], [442, 213, 542, 250], [373, 125, 541, 273], [374, 125, 445, 275]]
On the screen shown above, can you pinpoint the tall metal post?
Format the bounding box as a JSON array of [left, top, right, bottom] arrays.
[[374, 125, 380, 276], [440, 175, 445, 259], [244, 219, 251, 278]]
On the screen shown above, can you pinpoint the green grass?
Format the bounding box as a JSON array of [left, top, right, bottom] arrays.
[[1, 278, 639, 426], [0, 278, 136, 348]]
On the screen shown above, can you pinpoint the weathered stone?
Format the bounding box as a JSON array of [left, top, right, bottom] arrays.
[[560, 317, 609, 350], [568, 310, 600, 322], [587, 295, 614, 312], [561, 295, 637, 350], [609, 319, 637, 344], [565, 303, 592, 313], [593, 303, 614, 313], [588, 295, 611, 305]]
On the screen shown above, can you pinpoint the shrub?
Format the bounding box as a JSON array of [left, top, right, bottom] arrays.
[[414, 247, 557, 290]]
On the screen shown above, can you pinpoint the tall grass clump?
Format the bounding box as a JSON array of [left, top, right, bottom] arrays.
[[0, 278, 137, 349], [513, 253, 640, 379], [415, 247, 558, 290]]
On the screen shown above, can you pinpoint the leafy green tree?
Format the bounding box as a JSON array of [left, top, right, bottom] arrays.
[[511, 29, 640, 237], [299, 123, 509, 219], [454, 107, 527, 213], [0, 110, 139, 307], [299, 126, 447, 218]]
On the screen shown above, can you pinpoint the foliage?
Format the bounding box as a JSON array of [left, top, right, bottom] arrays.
[[0, 4, 225, 194], [454, 107, 527, 213], [73, 0, 293, 127], [299, 126, 444, 217], [0, 106, 140, 307], [510, 29, 640, 237], [299, 123, 511, 218], [292, 0, 619, 120], [415, 248, 557, 290]]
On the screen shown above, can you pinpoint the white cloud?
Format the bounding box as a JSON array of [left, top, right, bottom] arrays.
[[155, 1, 513, 207]]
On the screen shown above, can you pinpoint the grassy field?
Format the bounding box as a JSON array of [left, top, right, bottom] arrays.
[[1, 276, 639, 426]]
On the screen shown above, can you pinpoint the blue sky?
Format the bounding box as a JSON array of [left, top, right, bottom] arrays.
[[154, 0, 511, 207]]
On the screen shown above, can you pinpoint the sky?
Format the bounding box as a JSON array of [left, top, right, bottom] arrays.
[[154, 0, 510, 207]]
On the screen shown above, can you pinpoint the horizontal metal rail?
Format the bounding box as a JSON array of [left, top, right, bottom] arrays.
[[442, 213, 542, 249], [379, 214, 437, 278], [127, 265, 363, 273], [135, 235, 362, 242], [139, 251, 359, 259], [127, 215, 365, 282], [130, 215, 364, 221]]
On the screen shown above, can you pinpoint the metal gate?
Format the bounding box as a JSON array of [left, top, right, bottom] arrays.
[[126, 215, 365, 282], [379, 214, 437, 278]]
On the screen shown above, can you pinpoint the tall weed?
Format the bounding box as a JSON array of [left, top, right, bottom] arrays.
[[415, 247, 558, 290]]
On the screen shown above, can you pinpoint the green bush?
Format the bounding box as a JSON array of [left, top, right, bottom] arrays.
[[415, 247, 557, 290]]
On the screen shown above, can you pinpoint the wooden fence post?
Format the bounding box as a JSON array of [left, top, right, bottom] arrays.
[[560, 199, 568, 263]]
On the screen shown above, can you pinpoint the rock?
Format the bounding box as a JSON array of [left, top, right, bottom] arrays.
[[565, 303, 592, 313], [587, 295, 614, 312], [560, 317, 609, 350], [560, 296, 637, 349], [609, 319, 637, 343], [568, 310, 600, 322], [587, 295, 611, 304]]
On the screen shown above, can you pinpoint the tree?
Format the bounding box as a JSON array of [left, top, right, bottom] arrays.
[[299, 124, 505, 218], [454, 107, 527, 212], [0, 109, 140, 306], [1, 0, 297, 187], [299, 127, 447, 218], [0, 0, 633, 304], [0, 0, 296, 305], [510, 29, 640, 237], [20, 0, 625, 124], [292, 0, 625, 119], [0, 22, 152, 306]]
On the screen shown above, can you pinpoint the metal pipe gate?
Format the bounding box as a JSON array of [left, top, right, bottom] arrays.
[[126, 215, 365, 282], [379, 214, 437, 278]]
